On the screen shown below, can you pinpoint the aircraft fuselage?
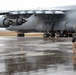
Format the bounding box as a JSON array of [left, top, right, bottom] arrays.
[[7, 10, 76, 34]]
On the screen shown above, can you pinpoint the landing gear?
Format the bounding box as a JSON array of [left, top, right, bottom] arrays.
[[63, 30, 68, 37], [43, 30, 73, 38], [68, 33, 73, 37], [43, 32, 55, 38], [56, 30, 68, 37], [17, 32, 25, 37], [43, 32, 51, 38], [51, 33, 55, 37]]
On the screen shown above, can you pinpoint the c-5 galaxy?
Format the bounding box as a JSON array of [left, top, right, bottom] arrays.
[[0, 5, 76, 37]]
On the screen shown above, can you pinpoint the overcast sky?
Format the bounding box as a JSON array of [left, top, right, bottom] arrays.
[[0, 0, 76, 10]]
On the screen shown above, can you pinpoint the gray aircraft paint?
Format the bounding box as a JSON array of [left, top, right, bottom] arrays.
[[1, 5, 76, 33]]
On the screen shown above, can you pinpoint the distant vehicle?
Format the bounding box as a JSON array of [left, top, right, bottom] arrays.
[[0, 5, 76, 37]]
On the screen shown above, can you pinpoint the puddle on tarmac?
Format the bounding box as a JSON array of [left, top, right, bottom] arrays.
[[0, 37, 75, 75]]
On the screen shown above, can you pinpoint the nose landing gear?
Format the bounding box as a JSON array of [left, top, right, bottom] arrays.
[[17, 32, 25, 37]]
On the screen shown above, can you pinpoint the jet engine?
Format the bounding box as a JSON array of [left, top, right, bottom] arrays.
[[0, 17, 12, 27], [16, 17, 26, 25]]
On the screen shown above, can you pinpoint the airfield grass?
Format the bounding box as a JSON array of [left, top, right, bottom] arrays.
[[0, 31, 43, 36]]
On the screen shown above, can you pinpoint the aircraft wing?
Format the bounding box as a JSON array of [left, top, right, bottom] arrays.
[[1, 5, 76, 15], [0, 5, 76, 15], [0, 10, 65, 28], [1, 4, 72, 28], [0, 11, 9, 15], [0, 10, 65, 15]]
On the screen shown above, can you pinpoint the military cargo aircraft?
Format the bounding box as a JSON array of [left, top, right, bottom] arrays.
[[0, 5, 76, 37]]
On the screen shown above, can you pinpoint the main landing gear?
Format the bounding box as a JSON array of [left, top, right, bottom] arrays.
[[57, 30, 73, 37], [56, 30, 68, 37], [43, 30, 73, 38], [43, 32, 55, 38]]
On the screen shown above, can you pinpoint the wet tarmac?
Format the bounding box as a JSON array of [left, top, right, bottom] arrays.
[[0, 36, 75, 75]]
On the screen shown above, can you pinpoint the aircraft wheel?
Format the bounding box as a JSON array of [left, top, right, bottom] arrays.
[[68, 33, 73, 37], [17, 33, 25, 37], [51, 33, 55, 37], [63, 30, 68, 37], [56, 30, 61, 37], [63, 32, 68, 37], [43, 33, 50, 38], [60, 31, 64, 37]]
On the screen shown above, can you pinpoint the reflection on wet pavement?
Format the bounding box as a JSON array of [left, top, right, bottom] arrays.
[[0, 37, 75, 75]]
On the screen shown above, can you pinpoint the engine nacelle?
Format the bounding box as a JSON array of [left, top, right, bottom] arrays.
[[16, 17, 26, 25], [0, 17, 12, 27]]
